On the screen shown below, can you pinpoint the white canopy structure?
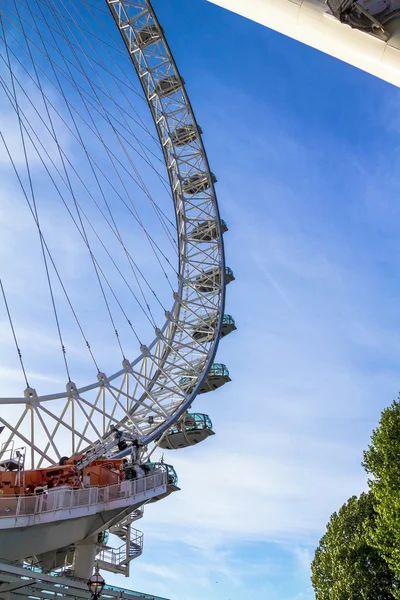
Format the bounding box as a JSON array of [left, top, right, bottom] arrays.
[[208, 0, 400, 86]]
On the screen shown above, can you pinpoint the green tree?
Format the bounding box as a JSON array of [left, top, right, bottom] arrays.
[[363, 400, 400, 588], [311, 492, 397, 600]]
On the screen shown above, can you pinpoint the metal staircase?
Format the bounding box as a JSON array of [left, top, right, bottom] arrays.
[[97, 512, 144, 577]]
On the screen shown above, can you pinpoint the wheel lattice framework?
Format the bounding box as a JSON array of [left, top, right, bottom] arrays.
[[0, 0, 226, 468]]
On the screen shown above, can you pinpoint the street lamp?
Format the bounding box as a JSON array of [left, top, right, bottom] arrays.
[[87, 564, 105, 600]]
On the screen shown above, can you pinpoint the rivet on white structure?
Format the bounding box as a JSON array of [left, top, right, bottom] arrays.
[[66, 381, 77, 394], [122, 358, 132, 371], [24, 387, 37, 399]]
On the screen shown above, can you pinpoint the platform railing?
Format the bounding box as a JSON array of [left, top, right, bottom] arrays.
[[0, 472, 166, 518]]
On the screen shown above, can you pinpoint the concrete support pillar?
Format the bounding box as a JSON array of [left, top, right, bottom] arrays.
[[74, 537, 98, 580], [36, 550, 57, 572]]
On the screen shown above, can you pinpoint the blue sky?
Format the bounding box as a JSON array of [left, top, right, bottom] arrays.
[[1, 0, 400, 598], [103, 1, 400, 599]]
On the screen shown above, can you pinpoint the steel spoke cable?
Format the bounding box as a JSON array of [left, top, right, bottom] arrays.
[[0, 4, 178, 249], [1, 115, 126, 360], [16, 0, 178, 259], [0, 62, 176, 322], [0, 0, 165, 177], [41, 4, 179, 289], [41, 0, 178, 292], [0, 80, 148, 348], [74, 0, 111, 17], [24, 0, 174, 190], [0, 134, 72, 380], [0, 92, 102, 369], [0, 0, 146, 101], [80, 209, 165, 328], [26, 44, 175, 322], [11, 0, 140, 352], [0, 73, 157, 343], [0, 29, 142, 360], [0, 22, 178, 267], [0, 72, 143, 357], [2, 0, 179, 248], [74, 0, 180, 211], [36, 0, 128, 57], [0, 4, 206, 328], [0, 35, 177, 266], [0, 278, 30, 388], [0, 15, 72, 381], [55, 0, 161, 145]]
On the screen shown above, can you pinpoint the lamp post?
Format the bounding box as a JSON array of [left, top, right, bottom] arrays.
[[87, 564, 105, 600]]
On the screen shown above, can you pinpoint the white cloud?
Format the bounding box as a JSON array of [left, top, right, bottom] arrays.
[[134, 563, 181, 582]]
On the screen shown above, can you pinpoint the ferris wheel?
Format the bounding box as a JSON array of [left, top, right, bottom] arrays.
[[0, 0, 236, 470]]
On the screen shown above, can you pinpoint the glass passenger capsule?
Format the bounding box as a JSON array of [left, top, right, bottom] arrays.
[[135, 24, 161, 47], [156, 413, 215, 450], [179, 363, 231, 395], [189, 219, 228, 242], [192, 313, 237, 342], [182, 172, 217, 195], [154, 75, 183, 98], [194, 266, 235, 293], [171, 124, 202, 146]]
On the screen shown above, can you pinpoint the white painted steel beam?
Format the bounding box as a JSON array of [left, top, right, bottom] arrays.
[[0, 561, 171, 600], [207, 0, 400, 86]]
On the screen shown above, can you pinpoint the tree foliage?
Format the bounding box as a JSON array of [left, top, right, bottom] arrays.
[[311, 492, 397, 600], [363, 400, 400, 587]]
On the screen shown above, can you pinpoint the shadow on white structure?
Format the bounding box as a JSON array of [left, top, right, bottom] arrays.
[[0, 473, 168, 579], [208, 0, 400, 86]]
